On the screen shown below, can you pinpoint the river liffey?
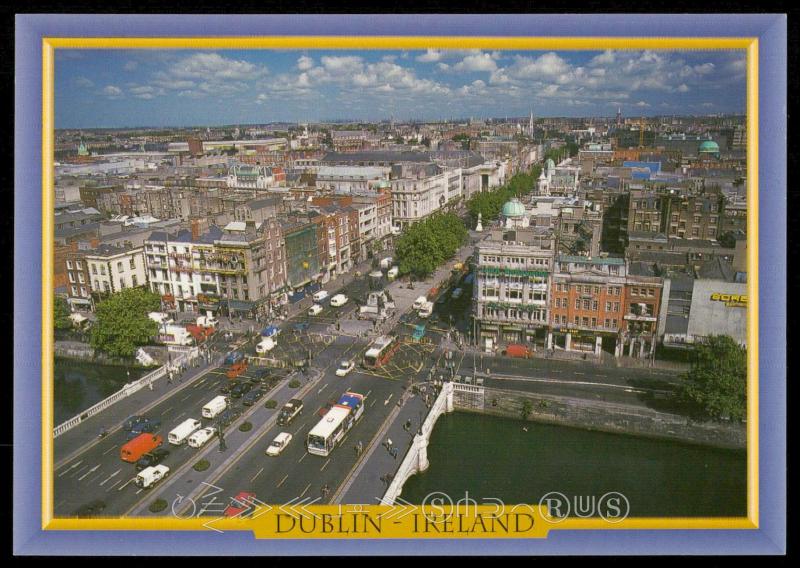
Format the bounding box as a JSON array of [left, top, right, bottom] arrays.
[[400, 412, 747, 517]]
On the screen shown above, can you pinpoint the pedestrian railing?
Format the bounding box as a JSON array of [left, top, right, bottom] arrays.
[[53, 347, 200, 438]]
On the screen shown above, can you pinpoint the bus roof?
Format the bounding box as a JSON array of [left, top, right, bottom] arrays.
[[308, 406, 351, 439], [370, 335, 395, 349], [337, 392, 363, 408]]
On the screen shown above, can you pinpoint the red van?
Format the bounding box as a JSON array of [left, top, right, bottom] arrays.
[[121, 433, 163, 463], [503, 344, 532, 359]]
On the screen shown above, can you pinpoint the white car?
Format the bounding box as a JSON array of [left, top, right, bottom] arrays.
[[136, 465, 170, 489], [308, 304, 323, 316], [312, 290, 329, 302], [330, 294, 348, 307], [187, 427, 217, 449], [335, 360, 355, 377], [265, 432, 293, 456]]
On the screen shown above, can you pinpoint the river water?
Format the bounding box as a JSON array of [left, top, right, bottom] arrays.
[[54, 358, 146, 425], [400, 412, 747, 517]]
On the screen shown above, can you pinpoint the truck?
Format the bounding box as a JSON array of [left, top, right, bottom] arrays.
[[159, 324, 194, 346], [202, 396, 227, 419], [120, 433, 163, 463], [412, 296, 428, 311], [418, 301, 434, 319], [188, 427, 217, 449], [135, 464, 170, 489], [168, 418, 202, 445], [503, 344, 532, 359], [277, 399, 304, 426], [255, 337, 276, 354], [380, 257, 393, 270]]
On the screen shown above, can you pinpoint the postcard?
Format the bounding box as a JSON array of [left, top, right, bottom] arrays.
[[13, 13, 787, 555]]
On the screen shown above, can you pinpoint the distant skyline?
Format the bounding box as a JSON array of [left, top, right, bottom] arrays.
[[55, 49, 747, 129]]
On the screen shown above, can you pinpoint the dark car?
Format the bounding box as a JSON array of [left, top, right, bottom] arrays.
[[123, 415, 146, 431], [219, 380, 240, 395], [224, 351, 244, 366], [230, 382, 252, 399], [242, 389, 264, 406], [248, 368, 271, 385], [73, 499, 106, 518], [135, 448, 170, 471], [126, 418, 161, 440], [218, 408, 241, 427]]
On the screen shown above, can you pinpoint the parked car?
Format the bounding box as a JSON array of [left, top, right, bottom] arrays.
[[248, 368, 271, 385], [224, 491, 258, 518], [312, 290, 329, 302], [224, 351, 245, 366], [308, 304, 323, 316], [187, 427, 217, 449], [135, 465, 170, 489], [335, 360, 355, 377], [330, 294, 348, 307], [242, 389, 265, 406], [135, 448, 171, 471], [123, 415, 147, 431], [126, 418, 161, 440], [230, 382, 252, 399], [227, 360, 248, 379], [255, 337, 277, 354], [265, 432, 293, 456], [219, 380, 240, 395]]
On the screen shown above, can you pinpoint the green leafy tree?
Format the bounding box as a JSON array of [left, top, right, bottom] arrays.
[[680, 335, 747, 420], [54, 297, 72, 331], [521, 399, 533, 420], [396, 213, 467, 279], [90, 288, 161, 358]]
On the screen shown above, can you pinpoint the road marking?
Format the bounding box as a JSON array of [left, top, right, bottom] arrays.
[[180, 393, 192, 402], [384, 394, 393, 406], [293, 424, 305, 436], [277, 474, 288, 488], [70, 464, 89, 478], [136, 488, 143, 495], [299, 483, 311, 498], [250, 467, 264, 482], [370, 400, 376, 407], [106, 479, 122, 492], [298, 453, 307, 463], [318, 383, 329, 394], [575, 372, 585, 376], [365, 390, 372, 398], [193, 378, 207, 389], [99, 469, 121, 486], [320, 458, 331, 472], [176, 411, 186, 420], [78, 465, 100, 481], [160, 406, 174, 416], [58, 460, 82, 477], [118, 478, 135, 491], [102, 445, 116, 456]]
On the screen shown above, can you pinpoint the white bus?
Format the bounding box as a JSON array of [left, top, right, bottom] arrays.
[[306, 392, 365, 457], [168, 418, 202, 445]]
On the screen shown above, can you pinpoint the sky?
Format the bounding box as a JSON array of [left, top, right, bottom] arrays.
[[54, 48, 747, 129]]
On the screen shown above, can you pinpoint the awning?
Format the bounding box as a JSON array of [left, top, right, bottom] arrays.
[[227, 300, 255, 312], [261, 325, 279, 337]]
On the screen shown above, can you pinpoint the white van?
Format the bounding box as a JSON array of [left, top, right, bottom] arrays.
[[256, 337, 277, 354], [418, 301, 434, 319], [168, 418, 202, 445], [188, 427, 217, 449], [312, 290, 329, 302], [387, 266, 399, 281], [380, 257, 394, 270], [412, 296, 428, 310], [308, 304, 323, 316], [136, 465, 170, 489], [330, 294, 348, 307], [202, 396, 227, 419]]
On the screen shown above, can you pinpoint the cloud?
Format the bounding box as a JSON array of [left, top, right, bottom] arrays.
[[169, 52, 268, 82], [416, 49, 443, 63], [453, 52, 498, 73], [123, 61, 138, 71], [511, 52, 570, 77], [677, 84, 690, 93], [129, 85, 162, 99], [74, 76, 94, 88], [101, 85, 123, 98], [635, 101, 651, 107], [590, 50, 616, 66], [297, 56, 314, 71]]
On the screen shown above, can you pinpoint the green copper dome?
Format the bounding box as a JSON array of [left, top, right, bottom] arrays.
[[698, 140, 720, 153], [501, 198, 526, 218]]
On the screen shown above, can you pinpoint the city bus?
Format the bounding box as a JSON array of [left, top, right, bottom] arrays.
[[306, 391, 365, 457], [363, 335, 401, 369]]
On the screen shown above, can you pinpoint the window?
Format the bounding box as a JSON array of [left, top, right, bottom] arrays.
[[606, 301, 612, 311], [66, 260, 73, 270], [76, 261, 82, 270], [591, 317, 597, 327], [92, 265, 97, 275], [132, 275, 138, 287], [614, 302, 620, 312], [605, 318, 610, 328], [582, 317, 589, 327], [130, 258, 136, 269], [574, 316, 579, 325], [612, 320, 618, 330], [583, 299, 590, 310], [575, 298, 580, 310], [100, 265, 106, 275], [592, 300, 598, 311], [68, 273, 76, 283], [71, 286, 77, 295]]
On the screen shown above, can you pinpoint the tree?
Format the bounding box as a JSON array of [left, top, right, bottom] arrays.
[[719, 231, 737, 249], [54, 297, 72, 331], [680, 335, 747, 420], [520, 399, 533, 421], [90, 288, 161, 358], [395, 213, 467, 279]]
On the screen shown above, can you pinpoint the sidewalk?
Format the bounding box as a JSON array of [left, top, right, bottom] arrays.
[[337, 390, 430, 505]]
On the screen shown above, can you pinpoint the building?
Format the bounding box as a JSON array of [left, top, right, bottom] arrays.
[[280, 214, 325, 294], [472, 204, 556, 350], [227, 164, 277, 190], [313, 166, 390, 193], [86, 245, 147, 298], [549, 255, 628, 357], [536, 159, 580, 197], [390, 164, 462, 230], [351, 188, 393, 258], [63, 251, 93, 310], [233, 196, 284, 224], [331, 130, 368, 153], [622, 262, 664, 358]]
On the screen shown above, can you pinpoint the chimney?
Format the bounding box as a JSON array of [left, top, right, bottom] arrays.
[[191, 219, 201, 241]]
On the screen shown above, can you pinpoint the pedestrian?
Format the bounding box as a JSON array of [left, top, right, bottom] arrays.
[[387, 438, 393, 448], [391, 447, 398, 459], [148, 381, 153, 391]]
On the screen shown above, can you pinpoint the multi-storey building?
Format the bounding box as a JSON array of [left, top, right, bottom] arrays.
[[472, 210, 556, 349], [549, 255, 628, 357], [63, 251, 93, 310], [622, 262, 664, 358], [390, 164, 462, 230], [86, 245, 147, 297]]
